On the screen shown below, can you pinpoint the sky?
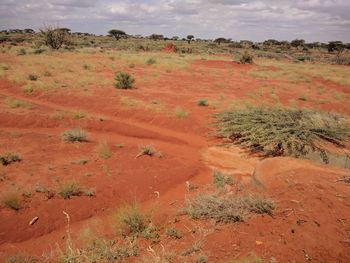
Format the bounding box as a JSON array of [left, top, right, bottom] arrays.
[[1, 0, 350, 42]]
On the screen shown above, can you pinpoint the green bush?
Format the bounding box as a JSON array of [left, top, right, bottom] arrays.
[[115, 71, 135, 89], [146, 57, 156, 65]]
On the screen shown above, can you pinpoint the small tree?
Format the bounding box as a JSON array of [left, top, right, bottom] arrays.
[[327, 41, 344, 53], [291, 39, 305, 49], [149, 34, 164, 40], [187, 35, 194, 44], [214, 38, 227, 45], [108, 29, 126, 40], [40, 25, 68, 50]]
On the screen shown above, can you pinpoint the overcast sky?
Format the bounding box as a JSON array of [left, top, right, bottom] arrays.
[[1, 0, 349, 42]]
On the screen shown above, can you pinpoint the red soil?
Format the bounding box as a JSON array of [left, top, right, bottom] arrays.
[[0, 56, 349, 262]]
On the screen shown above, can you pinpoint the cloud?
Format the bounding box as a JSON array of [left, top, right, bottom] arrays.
[[0, 0, 349, 42]]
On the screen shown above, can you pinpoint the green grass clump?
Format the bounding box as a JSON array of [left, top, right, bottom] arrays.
[[184, 192, 274, 223], [115, 71, 135, 89], [215, 106, 350, 162], [57, 181, 81, 199], [61, 129, 87, 142], [212, 170, 233, 188], [0, 153, 21, 166], [197, 99, 209, 107]]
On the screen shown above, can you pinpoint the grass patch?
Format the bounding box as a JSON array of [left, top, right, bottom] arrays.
[[115, 71, 135, 89], [28, 74, 38, 81], [212, 170, 233, 188], [0, 153, 21, 166], [4, 98, 32, 109], [61, 129, 87, 142], [115, 203, 147, 236], [197, 99, 209, 107], [184, 192, 274, 223], [135, 145, 162, 158], [96, 140, 112, 159], [215, 106, 350, 162], [57, 181, 81, 199], [146, 57, 156, 65], [175, 107, 189, 119], [165, 227, 182, 239], [5, 253, 37, 263]]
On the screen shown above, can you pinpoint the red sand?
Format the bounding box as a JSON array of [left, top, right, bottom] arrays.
[[0, 57, 349, 262]]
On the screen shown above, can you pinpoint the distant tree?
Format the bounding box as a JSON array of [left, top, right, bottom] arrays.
[[172, 36, 179, 41], [149, 34, 164, 40], [187, 35, 194, 44], [24, 28, 35, 34], [40, 25, 68, 50], [214, 37, 227, 45], [327, 41, 345, 53], [291, 39, 305, 48], [108, 29, 126, 40]]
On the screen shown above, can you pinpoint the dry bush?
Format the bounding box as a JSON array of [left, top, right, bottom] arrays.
[[40, 26, 68, 50], [61, 129, 87, 142], [215, 106, 350, 162], [184, 192, 274, 223]]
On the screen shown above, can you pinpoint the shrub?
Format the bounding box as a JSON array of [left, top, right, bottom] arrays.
[[0, 153, 21, 166], [115, 71, 135, 89], [57, 181, 81, 199], [115, 204, 147, 235], [40, 26, 68, 50], [61, 129, 87, 142], [28, 74, 38, 81], [239, 52, 253, 64], [212, 170, 233, 188], [215, 106, 350, 162], [197, 99, 209, 107], [146, 57, 156, 65], [184, 192, 274, 223], [33, 48, 45, 54], [165, 227, 182, 239]]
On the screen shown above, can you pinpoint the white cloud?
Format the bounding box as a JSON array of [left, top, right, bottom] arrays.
[[0, 0, 349, 42]]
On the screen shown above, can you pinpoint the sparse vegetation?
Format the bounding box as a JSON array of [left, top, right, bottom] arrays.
[[184, 192, 274, 223], [115, 203, 147, 236], [165, 227, 182, 239], [0, 153, 21, 166], [40, 26, 68, 50], [96, 140, 112, 159], [57, 181, 81, 199], [115, 71, 135, 89], [212, 170, 233, 188], [175, 107, 189, 119], [215, 106, 350, 162], [146, 57, 156, 65], [4, 98, 32, 109], [61, 129, 87, 142], [5, 253, 37, 263], [135, 144, 162, 158]]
